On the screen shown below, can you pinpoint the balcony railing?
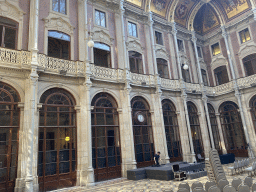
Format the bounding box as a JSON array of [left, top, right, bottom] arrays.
[[38, 54, 85, 75], [0, 48, 31, 68], [0, 47, 256, 97]]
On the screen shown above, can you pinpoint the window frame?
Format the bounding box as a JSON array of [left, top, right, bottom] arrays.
[[181, 64, 191, 83], [197, 46, 202, 58], [50, 0, 69, 17], [93, 42, 112, 68], [95, 9, 107, 28], [177, 39, 184, 52], [128, 51, 143, 74], [214, 65, 230, 85], [52, 0, 67, 15], [211, 42, 221, 56], [128, 21, 138, 38], [157, 58, 169, 79], [239, 28, 251, 44], [155, 31, 163, 45], [0, 19, 18, 50], [47, 30, 71, 60]]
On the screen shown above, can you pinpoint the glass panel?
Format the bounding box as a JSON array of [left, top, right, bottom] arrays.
[[0, 168, 7, 182], [46, 112, 57, 126], [60, 0, 66, 14], [52, 0, 59, 12], [97, 158, 106, 168], [48, 31, 70, 41], [0, 110, 10, 126], [0, 25, 3, 46], [108, 157, 116, 167], [45, 163, 56, 176], [9, 166, 16, 181], [59, 161, 69, 173], [94, 42, 110, 51], [100, 12, 106, 27], [59, 113, 70, 126], [4, 27, 16, 49]]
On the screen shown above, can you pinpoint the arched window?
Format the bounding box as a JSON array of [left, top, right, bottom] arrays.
[[219, 101, 247, 157], [182, 64, 191, 83], [214, 66, 229, 85], [243, 54, 256, 76], [91, 93, 121, 182], [207, 103, 222, 154], [201, 69, 208, 86], [162, 99, 182, 162], [38, 88, 76, 191], [131, 96, 154, 168], [0, 17, 18, 49], [94, 42, 111, 68], [187, 101, 204, 159], [48, 31, 70, 60], [0, 82, 20, 192], [250, 95, 256, 134], [129, 51, 143, 74], [157, 58, 169, 79]]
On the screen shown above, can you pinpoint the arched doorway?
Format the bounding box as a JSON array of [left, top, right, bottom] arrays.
[[131, 96, 155, 168], [187, 102, 204, 159], [250, 95, 256, 132], [207, 103, 222, 154], [219, 101, 247, 157], [38, 88, 77, 192], [0, 82, 20, 192], [162, 99, 182, 162], [91, 93, 121, 182]]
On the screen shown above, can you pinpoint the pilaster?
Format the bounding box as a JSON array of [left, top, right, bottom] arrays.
[[215, 113, 227, 154]]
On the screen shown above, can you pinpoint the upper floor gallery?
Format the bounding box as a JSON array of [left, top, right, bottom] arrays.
[[1, 0, 256, 89]]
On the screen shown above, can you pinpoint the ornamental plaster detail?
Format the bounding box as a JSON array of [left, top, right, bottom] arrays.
[[155, 47, 169, 61], [211, 54, 228, 70], [43, 16, 75, 35], [92, 29, 114, 46], [179, 52, 190, 65], [238, 41, 256, 60], [126, 39, 144, 53]]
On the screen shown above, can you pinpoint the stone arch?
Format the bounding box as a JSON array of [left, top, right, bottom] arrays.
[[37, 83, 80, 104], [0, 78, 24, 102], [130, 93, 151, 109], [90, 89, 120, 109]]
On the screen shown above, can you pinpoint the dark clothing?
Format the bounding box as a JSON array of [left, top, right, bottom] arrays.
[[154, 154, 160, 166]]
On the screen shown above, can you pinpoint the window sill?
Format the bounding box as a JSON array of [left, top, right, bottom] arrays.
[[49, 10, 69, 19], [128, 35, 139, 41]]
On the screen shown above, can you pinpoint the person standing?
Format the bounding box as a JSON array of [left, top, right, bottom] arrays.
[[154, 152, 161, 167]]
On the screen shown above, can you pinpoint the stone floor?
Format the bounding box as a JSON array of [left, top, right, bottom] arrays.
[[54, 158, 255, 192]]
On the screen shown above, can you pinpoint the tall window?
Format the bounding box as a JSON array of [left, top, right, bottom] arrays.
[[250, 95, 256, 134], [211, 43, 221, 56], [91, 93, 121, 182], [95, 10, 106, 27], [219, 101, 247, 157], [0, 17, 18, 49], [187, 102, 204, 159], [38, 88, 76, 191], [197, 46, 202, 58], [48, 31, 70, 60], [131, 97, 155, 168], [177, 39, 184, 52], [52, 0, 66, 14], [129, 51, 143, 74], [214, 66, 229, 85], [157, 58, 169, 78], [242, 54, 256, 76], [128, 22, 137, 37], [155, 31, 163, 45], [182, 64, 191, 83], [239, 28, 251, 43], [94, 42, 111, 68], [162, 99, 182, 162], [207, 103, 222, 154], [201, 69, 208, 86], [0, 82, 20, 192]]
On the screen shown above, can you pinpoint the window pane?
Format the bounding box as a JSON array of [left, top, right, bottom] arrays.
[[60, 0, 66, 14], [52, 0, 59, 12], [245, 29, 251, 41], [133, 24, 137, 37], [212, 43, 220, 56], [128, 22, 133, 36], [95, 11, 100, 26], [100, 12, 106, 27], [129, 57, 136, 73], [0, 25, 2, 46], [197, 46, 202, 58], [4, 27, 16, 49]]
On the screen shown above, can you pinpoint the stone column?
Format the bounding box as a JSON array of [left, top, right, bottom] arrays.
[[119, 83, 137, 177], [191, 31, 215, 149], [198, 99, 211, 158], [215, 113, 227, 154], [188, 41, 198, 83], [77, 0, 87, 61], [221, 26, 251, 156], [150, 89, 169, 164], [77, 75, 94, 186], [172, 22, 196, 162], [115, 0, 126, 69]]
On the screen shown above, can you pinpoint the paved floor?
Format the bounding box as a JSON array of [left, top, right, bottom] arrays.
[[54, 158, 255, 192]]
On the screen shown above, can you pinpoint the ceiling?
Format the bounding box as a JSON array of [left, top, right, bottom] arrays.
[[126, 0, 251, 34]]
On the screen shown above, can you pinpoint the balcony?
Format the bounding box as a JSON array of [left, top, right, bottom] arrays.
[[0, 47, 255, 97]]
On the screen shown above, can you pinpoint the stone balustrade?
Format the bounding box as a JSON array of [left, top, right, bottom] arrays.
[[0, 47, 31, 68], [0, 48, 256, 96], [38, 54, 85, 75]]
